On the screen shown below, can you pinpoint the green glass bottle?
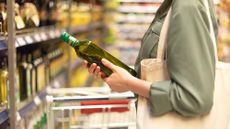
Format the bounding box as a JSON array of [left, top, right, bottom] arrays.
[[60, 32, 136, 77]]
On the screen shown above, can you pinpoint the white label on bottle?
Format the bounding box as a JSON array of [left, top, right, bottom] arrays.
[[25, 36, 33, 44], [55, 29, 61, 37], [49, 30, 56, 39], [40, 32, 47, 41], [34, 34, 41, 42], [17, 37, 26, 46], [69, 36, 77, 42], [34, 96, 41, 105]]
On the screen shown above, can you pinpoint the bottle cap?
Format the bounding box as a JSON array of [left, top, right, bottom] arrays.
[[60, 32, 69, 42]]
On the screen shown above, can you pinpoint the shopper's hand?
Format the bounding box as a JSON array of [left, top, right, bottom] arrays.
[[82, 60, 105, 80], [101, 58, 132, 92]]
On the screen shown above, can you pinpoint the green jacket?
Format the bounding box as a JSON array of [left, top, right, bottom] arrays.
[[135, 0, 218, 117]]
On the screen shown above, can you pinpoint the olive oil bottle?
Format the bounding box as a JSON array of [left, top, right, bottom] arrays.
[[60, 32, 136, 77], [0, 57, 8, 107]]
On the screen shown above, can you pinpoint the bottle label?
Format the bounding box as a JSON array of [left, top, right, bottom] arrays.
[[15, 16, 25, 29], [68, 36, 77, 47]]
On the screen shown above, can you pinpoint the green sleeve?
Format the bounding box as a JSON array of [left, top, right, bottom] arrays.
[[149, 1, 216, 117]]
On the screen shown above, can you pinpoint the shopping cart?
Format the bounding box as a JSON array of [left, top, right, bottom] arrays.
[[46, 87, 137, 129]]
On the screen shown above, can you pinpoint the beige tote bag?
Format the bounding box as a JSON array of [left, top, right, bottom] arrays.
[[137, 0, 230, 129]]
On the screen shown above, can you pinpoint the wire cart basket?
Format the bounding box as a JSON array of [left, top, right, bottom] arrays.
[[46, 87, 137, 129]]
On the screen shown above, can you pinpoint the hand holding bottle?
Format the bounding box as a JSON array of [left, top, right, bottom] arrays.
[[82, 60, 105, 80], [83, 59, 135, 93]]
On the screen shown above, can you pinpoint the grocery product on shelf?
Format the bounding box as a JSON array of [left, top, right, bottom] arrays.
[[110, 0, 162, 66], [218, 0, 230, 61], [56, 1, 69, 28], [47, 0, 57, 26], [17, 0, 39, 28], [115, 1, 160, 42], [91, 4, 103, 22], [18, 54, 29, 101], [48, 48, 65, 80], [70, 66, 89, 87], [38, 0, 48, 26], [60, 32, 137, 77], [0, 0, 7, 34], [27, 54, 36, 96], [71, 2, 91, 27], [0, 57, 8, 109]]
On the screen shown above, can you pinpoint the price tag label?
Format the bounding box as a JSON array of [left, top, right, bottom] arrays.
[[49, 30, 56, 39], [34, 96, 41, 105], [24, 36, 33, 44], [15, 42, 19, 47], [34, 34, 41, 42], [16, 112, 21, 121], [53, 80, 60, 88], [17, 37, 26, 46], [40, 32, 48, 41], [55, 30, 61, 37]]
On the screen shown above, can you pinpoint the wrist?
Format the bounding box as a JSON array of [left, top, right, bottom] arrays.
[[126, 76, 151, 98], [125, 75, 137, 91]]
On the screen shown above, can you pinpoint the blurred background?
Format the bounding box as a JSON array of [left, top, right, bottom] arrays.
[[0, 0, 229, 129]]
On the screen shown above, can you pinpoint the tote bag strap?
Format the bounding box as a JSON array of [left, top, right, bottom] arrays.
[[203, 0, 218, 62], [156, 7, 172, 60]]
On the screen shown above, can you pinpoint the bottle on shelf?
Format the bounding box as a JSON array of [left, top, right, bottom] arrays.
[[16, 55, 21, 104], [38, 0, 48, 26], [47, 0, 57, 26], [33, 52, 45, 93], [26, 53, 36, 97], [18, 54, 28, 101], [0, 8, 4, 35], [0, 57, 8, 109], [60, 32, 137, 77], [0, 0, 7, 34], [14, 3, 26, 30], [48, 48, 64, 80], [19, 0, 40, 28]]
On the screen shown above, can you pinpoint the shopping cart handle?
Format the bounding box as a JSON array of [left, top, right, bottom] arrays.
[[80, 100, 130, 114]]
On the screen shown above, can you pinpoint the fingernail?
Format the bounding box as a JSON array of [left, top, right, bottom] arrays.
[[102, 58, 107, 63]]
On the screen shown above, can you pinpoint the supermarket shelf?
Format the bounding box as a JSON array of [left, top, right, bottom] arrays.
[[70, 22, 104, 35], [116, 13, 154, 24], [18, 72, 67, 119], [116, 19, 153, 24], [18, 88, 47, 118], [119, 0, 163, 3], [0, 22, 104, 51], [15, 26, 65, 48], [0, 40, 7, 51], [0, 109, 8, 126], [118, 34, 143, 40], [118, 5, 159, 14], [0, 27, 66, 51]]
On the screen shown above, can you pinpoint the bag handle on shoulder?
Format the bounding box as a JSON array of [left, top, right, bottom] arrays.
[[157, 7, 172, 60], [203, 0, 218, 62], [157, 1, 217, 61]]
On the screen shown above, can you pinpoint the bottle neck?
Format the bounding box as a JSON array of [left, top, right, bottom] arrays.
[[67, 36, 79, 48]]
